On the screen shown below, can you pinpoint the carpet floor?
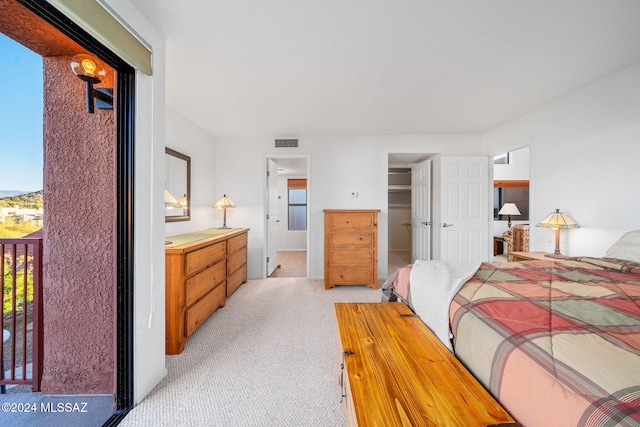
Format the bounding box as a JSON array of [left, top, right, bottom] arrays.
[[268, 251, 307, 278], [119, 278, 382, 427]]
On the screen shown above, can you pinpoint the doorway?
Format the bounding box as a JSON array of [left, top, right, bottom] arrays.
[[492, 146, 530, 261], [0, 0, 135, 423], [387, 153, 433, 271], [266, 156, 309, 278]]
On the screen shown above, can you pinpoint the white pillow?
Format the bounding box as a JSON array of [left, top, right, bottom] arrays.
[[605, 230, 640, 263]]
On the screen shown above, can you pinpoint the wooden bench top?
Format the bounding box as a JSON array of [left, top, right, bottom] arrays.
[[334, 302, 517, 427]]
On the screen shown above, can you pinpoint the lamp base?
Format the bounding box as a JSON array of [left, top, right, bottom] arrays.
[[217, 226, 231, 229]]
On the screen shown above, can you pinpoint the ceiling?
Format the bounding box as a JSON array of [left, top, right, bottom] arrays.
[[130, 0, 640, 138]]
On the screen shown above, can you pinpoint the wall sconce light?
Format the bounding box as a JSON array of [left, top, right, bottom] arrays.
[[213, 194, 236, 229], [70, 53, 113, 113]]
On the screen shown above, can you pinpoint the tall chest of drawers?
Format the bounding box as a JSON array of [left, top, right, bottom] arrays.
[[165, 228, 249, 354], [324, 210, 379, 290]]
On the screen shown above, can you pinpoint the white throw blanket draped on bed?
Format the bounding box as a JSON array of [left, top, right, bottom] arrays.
[[409, 260, 480, 352]]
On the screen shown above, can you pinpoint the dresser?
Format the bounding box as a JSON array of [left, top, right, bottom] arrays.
[[324, 209, 379, 290], [165, 228, 249, 354]]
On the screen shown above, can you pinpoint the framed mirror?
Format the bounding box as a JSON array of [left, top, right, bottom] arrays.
[[165, 147, 191, 222]]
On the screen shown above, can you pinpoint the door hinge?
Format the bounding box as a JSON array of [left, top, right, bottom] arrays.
[[267, 256, 270, 263], [266, 214, 270, 220], [267, 170, 271, 177]]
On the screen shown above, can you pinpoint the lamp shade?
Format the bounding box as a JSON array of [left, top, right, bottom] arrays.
[[213, 194, 236, 209], [176, 195, 188, 208], [164, 190, 178, 207], [498, 203, 521, 216], [536, 209, 578, 230]]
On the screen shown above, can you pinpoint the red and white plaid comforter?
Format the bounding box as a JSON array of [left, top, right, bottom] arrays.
[[450, 257, 640, 427]]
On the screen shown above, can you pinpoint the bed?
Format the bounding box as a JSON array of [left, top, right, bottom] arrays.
[[382, 231, 640, 427]]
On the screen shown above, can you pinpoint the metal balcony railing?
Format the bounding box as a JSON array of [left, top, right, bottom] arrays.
[[1, 238, 43, 392]]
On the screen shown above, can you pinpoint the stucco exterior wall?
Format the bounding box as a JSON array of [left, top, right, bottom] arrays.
[[41, 56, 116, 394]]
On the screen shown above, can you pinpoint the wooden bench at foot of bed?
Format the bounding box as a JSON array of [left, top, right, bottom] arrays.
[[334, 302, 518, 427]]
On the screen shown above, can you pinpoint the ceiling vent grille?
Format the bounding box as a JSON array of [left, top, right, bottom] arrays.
[[275, 139, 299, 148]]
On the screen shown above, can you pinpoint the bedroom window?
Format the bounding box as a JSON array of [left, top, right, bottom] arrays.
[[288, 179, 307, 230]]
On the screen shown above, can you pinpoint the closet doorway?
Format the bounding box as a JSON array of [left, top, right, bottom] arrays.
[[388, 153, 433, 271]]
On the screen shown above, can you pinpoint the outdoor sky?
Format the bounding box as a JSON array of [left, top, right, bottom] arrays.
[[0, 32, 44, 193]]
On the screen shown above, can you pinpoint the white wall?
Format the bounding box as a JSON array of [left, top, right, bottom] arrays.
[[165, 106, 217, 236], [484, 62, 640, 256], [215, 135, 483, 281]]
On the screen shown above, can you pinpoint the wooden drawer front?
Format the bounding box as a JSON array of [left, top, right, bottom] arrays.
[[227, 264, 247, 297], [185, 242, 226, 276], [227, 232, 248, 254], [330, 232, 373, 248], [186, 261, 226, 306], [330, 249, 374, 265], [227, 247, 247, 275], [186, 283, 226, 337], [329, 213, 375, 230], [330, 267, 374, 284]]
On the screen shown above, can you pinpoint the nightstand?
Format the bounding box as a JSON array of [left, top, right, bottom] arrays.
[[509, 251, 552, 261]]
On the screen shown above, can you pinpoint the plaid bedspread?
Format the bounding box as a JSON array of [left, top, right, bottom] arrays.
[[450, 257, 640, 427]]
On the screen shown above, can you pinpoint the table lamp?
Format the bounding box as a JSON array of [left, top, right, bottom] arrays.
[[536, 208, 578, 255], [498, 203, 520, 228], [213, 194, 236, 229]]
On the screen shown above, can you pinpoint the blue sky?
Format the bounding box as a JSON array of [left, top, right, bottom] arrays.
[[0, 32, 43, 193]]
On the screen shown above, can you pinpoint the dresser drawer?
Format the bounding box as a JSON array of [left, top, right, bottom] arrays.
[[329, 249, 374, 265], [185, 242, 226, 276], [328, 213, 376, 230], [227, 247, 247, 275], [330, 267, 375, 284], [227, 232, 248, 254], [186, 260, 226, 306], [186, 282, 226, 336], [330, 232, 374, 247], [227, 264, 247, 297]]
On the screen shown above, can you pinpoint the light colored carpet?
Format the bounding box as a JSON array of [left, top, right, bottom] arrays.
[[388, 250, 411, 273], [269, 251, 306, 278], [119, 278, 381, 427]]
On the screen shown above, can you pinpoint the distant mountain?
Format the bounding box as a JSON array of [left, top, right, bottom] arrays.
[[0, 190, 43, 209], [0, 190, 30, 198]]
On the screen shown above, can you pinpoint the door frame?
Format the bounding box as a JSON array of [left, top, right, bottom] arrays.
[[264, 153, 310, 279], [19, 0, 136, 423]]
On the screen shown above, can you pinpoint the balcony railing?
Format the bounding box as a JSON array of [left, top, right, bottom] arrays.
[[1, 238, 43, 392]]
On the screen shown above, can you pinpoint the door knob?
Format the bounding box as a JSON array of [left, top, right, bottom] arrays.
[[420, 221, 432, 226], [441, 223, 453, 228]]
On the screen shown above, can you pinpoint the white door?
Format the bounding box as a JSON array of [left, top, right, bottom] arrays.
[[439, 157, 489, 262], [266, 159, 279, 276], [411, 159, 431, 261]]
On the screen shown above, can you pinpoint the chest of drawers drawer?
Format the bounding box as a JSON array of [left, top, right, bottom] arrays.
[[185, 242, 226, 276], [329, 232, 374, 247], [186, 260, 226, 306]]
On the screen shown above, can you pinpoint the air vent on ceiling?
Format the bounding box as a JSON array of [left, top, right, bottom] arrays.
[[275, 138, 299, 148]]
